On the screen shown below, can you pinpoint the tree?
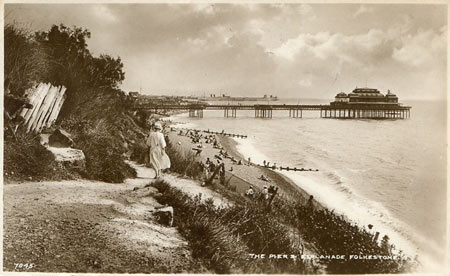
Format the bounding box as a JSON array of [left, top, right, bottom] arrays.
[[4, 24, 49, 97], [35, 24, 92, 90], [87, 54, 125, 89], [35, 24, 125, 91]]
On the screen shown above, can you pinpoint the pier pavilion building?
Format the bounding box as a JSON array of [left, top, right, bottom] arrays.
[[325, 87, 410, 119]]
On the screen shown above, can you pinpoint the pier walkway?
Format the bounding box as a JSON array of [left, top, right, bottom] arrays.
[[133, 103, 411, 119]]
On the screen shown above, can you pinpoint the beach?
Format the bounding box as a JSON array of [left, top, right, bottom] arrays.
[[166, 127, 320, 208]]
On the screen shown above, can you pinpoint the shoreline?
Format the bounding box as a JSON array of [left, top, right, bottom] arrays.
[[166, 121, 327, 210], [165, 113, 322, 208], [168, 125, 315, 203], [216, 134, 325, 209]]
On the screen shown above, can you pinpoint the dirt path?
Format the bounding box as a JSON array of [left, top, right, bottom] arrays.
[[129, 161, 230, 208], [3, 168, 204, 273]]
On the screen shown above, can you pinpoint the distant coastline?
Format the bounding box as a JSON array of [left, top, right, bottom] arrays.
[[196, 95, 279, 101]]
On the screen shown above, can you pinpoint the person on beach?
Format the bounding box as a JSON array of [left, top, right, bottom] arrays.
[[245, 185, 255, 198], [202, 162, 210, 186], [262, 186, 269, 200], [268, 185, 278, 199], [219, 163, 226, 185], [307, 195, 314, 209], [146, 122, 171, 179]]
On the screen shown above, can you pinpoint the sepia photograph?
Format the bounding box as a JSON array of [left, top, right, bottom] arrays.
[[2, 1, 448, 275]]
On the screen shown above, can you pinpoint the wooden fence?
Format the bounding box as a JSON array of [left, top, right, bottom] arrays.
[[18, 83, 67, 133]]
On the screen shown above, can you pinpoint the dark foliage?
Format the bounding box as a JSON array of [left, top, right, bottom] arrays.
[[5, 23, 127, 118], [130, 140, 148, 164], [269, 195, 416, 274], [4, 24, 49, 97], [34, 24, 124, 91], [60, 116, 136, 183], [3, 132, 77, 182], [152, 180, 307, 274]]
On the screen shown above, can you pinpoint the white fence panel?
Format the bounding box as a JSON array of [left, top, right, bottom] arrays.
[[18, 83, 67, 133]]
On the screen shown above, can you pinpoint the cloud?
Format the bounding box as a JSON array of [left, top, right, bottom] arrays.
[[298, 78, 312, 87], [6, 3, 446, 100], [272, 29, 390, 66], [392, 27, 446, 68], [295, 4, 316, 20], [91, 5, 117, 23], [353, 5, 373, 18], [193, 4, 215, 15], [187, 37, 207, 48], [388, 14, 413, 36], [271, 22, 444, 72], [271, 3, 315, 18]]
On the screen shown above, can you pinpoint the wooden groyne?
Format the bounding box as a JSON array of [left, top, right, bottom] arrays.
[[178, 128, 248, 138]]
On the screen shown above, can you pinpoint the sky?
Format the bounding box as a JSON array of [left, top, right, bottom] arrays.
[[5, 3, 448, 100]]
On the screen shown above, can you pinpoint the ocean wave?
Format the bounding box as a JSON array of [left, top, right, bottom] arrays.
[[326, 171, 344, 185]]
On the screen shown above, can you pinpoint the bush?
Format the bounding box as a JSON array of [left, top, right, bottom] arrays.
[[151, 180, 307, 274], [130, 140, 148, 164], [3, 132, 76, 182], [267, 195, 416, 274], [60, 117, 136, 183], [165, 139, 202, 179], [4, 24, 49, 97]]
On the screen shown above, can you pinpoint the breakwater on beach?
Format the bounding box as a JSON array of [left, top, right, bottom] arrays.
[[168, 99, 447, 272]]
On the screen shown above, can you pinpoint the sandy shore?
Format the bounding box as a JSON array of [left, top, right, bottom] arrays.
[[167, 127, 323, 208]]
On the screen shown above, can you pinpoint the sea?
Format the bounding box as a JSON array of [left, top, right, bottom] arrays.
[[168, 98, 447, 272]]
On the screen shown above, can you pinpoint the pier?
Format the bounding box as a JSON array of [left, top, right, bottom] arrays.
[[133, 103, 411, 119], [320, 104, 410, 119], [133, 88, 411, 119]]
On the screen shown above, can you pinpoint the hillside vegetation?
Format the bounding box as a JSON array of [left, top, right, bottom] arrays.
[[4, 23, 144, 183]]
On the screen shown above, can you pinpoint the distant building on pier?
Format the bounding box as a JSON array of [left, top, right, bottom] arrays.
[[332, 87, 399, 106], [326, 87, 410, 119]]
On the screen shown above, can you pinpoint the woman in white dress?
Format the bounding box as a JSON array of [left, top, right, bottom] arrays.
[[146, 122, 171, 178]]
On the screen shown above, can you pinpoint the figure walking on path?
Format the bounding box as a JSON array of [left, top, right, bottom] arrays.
[[146, 122, 171, 178]]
